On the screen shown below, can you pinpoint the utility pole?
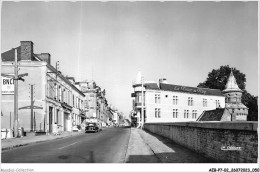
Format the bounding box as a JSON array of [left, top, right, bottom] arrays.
[[10, 112, 12, 130], [1, 48, 28, 138], [19, 84, 43, 132], [141, 75, 144, 129], [14, 49, 19, 137], [31, 85, 34, 131]]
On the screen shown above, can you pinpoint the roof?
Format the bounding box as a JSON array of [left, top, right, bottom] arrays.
[[223, 71, 242, 93], [2, 47, 21, 61], [2, 46, 85, 97], [1, 46, 38, 61], [46, 64, 85, 97], [144, 83, 160, 90], [159, 83, 224, 96], [197, 108, 226, 121]]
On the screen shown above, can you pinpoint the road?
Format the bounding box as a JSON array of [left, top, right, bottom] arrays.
[[2, 127, 130, 163]]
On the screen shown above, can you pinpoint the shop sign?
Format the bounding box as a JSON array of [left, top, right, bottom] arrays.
[[2, 76, 14, 95]]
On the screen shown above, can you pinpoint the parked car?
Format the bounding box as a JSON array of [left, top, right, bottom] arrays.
[[85, 122, 102, 133]]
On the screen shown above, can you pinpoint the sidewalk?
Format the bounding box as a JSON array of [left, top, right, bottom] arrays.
[[125, 128, 215, 163], [1, 131, 84, 151]]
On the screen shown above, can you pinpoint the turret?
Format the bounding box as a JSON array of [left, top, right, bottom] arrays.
[[223, 70, 248, 121]]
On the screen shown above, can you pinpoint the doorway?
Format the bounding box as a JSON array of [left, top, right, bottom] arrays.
[[49, 107, 53, 132], [64, 112, 69, 131]]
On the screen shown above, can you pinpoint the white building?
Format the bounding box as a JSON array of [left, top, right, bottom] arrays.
[[131, 72, 225, 125]]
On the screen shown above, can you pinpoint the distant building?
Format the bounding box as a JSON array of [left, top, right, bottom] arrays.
[[76, 80, 97, 119], [77, 80, 112, 126], [131, 72, 225, 125], [1, 41, 85, 133]]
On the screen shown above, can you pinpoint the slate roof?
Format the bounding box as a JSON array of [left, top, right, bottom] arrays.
[[159, 83, 224, 96], [197, 108, 225, 121], [1, 47, 21, 61], [2, 46, 38, 61], [144, 83, 160, 90]]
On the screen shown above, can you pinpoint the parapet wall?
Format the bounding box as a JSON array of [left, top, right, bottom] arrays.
[[144, 122, 258, 163]]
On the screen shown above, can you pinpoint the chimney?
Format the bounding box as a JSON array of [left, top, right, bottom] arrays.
[[21, 41, 33, 61], [159, 78, 168, 84], [38, 53, 51, 64]]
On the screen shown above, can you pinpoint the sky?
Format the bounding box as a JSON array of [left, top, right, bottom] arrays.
[[1, 1, 258, 118]]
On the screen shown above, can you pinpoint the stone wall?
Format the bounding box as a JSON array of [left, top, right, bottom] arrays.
[[144, 122, 258, 163]]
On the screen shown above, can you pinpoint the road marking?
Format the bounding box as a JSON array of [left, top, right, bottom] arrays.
[[58, 142, 79, 150]]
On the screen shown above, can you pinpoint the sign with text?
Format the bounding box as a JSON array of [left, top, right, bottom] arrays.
[[2, 76, 14, 95]]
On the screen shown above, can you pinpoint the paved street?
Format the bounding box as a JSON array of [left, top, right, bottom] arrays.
[[2, 127, 130, 163], [2, 127, 216, 163]]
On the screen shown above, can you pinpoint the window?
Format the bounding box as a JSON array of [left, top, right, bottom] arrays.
[[73, 95, 75, 107], [155, 94, 161, 103], [188, 97, 193, 106], [203, 99, 207, 107], [55, 84, 58, 100], [81, 100, 83, 109], [155, 108, 161, 118], [184, 110, 189, 118], [59, 86, 62, 101], [62, 89, 66, 103], [138, 95, 141, 103], [173, 96, 178, 105], [173, 109, 178, 118], [192, 110, 198, 119], [215, 100, 220, 108]]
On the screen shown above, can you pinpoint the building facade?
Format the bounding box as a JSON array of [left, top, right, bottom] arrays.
[[131, 72, 225, 125], [1, 41, 85, 134], [76, 80, 112, 126]]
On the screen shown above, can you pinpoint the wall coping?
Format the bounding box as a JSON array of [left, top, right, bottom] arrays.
[[145, 121, 258, 131]]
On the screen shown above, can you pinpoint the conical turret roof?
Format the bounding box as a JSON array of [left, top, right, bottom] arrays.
[[223, 70, 242, 93]]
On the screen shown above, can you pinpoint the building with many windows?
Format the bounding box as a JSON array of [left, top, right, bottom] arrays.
[[1, 41, 85, 134], [76, 80, 113, 126], [131, 72, 225, 125]]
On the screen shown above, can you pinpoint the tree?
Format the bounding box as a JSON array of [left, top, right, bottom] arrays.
[[197, 65, 246, 91], [198, 65, 258, 121], [242, 91, 258, 121]]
